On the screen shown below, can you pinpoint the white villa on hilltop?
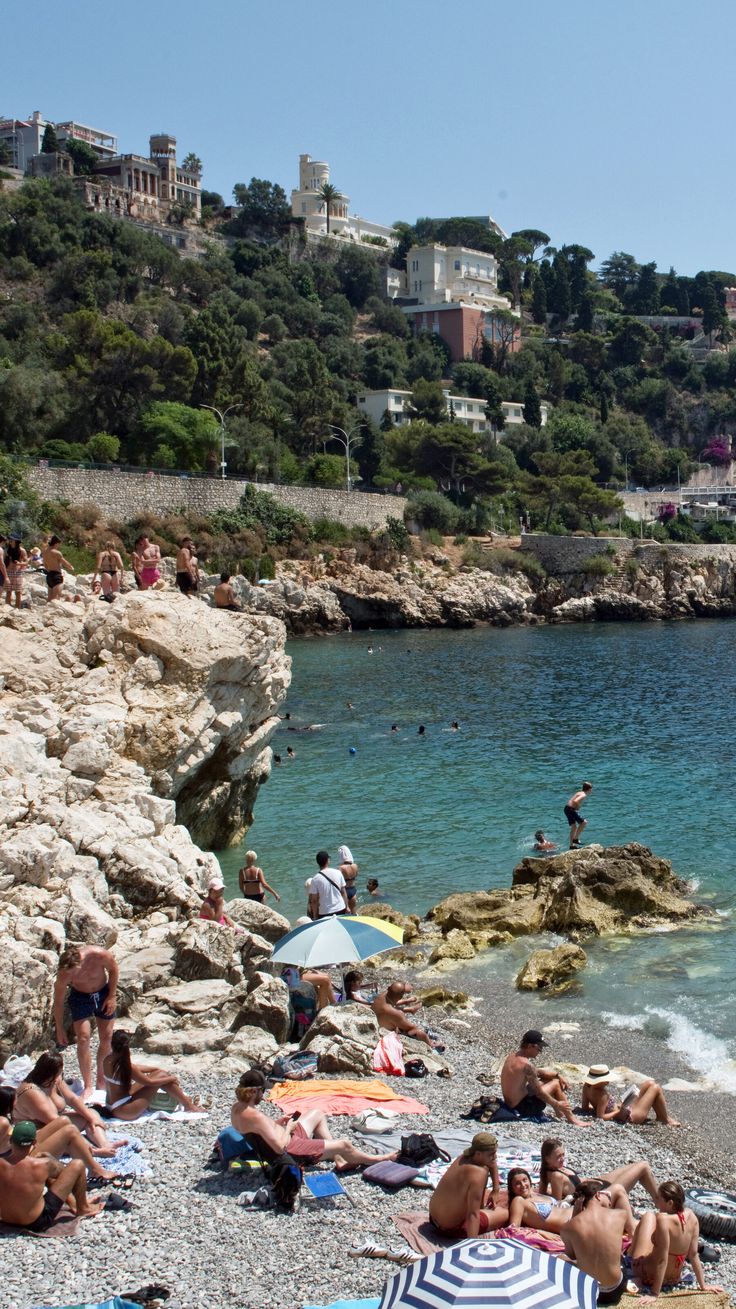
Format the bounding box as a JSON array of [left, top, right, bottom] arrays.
[[290, 153, 398, 247]]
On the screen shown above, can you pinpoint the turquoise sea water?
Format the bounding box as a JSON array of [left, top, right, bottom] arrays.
[[217, 621, 736, 1091]]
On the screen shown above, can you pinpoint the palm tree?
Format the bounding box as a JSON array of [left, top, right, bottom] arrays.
[[318, 181, 342, 234]]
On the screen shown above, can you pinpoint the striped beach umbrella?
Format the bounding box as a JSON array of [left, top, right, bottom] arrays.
[[379, 1238, 598, 1309], [270, 914, 404, 967]]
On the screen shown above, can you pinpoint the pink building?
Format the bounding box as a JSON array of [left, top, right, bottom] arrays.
[[403, 302, 521, 363]]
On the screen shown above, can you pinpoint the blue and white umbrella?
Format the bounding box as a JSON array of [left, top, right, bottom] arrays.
[[269, 914, 404, 968], [379, 1238, 598, 1309]]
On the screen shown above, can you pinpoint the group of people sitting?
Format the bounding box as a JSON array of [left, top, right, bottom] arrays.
[[428, 1131, 720, 1301]]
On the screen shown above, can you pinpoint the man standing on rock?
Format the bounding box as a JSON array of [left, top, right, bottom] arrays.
[[175, 538, 198, 597], [500, 1030, 588, 1126], [564, 781, 593, 848], [53, 945, 118, 1100], [308, 851, 351, 918]]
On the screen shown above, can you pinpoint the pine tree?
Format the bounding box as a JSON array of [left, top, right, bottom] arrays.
[[523, 379, 542, 429], [531, 274, 548, 325], [599, 390, 609, 424], [549, 253, 571, 320], [41, 123, 59, 153]]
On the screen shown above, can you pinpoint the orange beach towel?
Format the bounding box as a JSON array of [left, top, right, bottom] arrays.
[[268, 1077, 429, 1115]]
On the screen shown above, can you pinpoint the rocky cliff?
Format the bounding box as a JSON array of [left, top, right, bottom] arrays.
[[0, 593, 290, 1058]]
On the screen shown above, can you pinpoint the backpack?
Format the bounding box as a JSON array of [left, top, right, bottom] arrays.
[[396, 1133, 450, 1168], [267, 1153, 303, 1211], [270, 1051, 319, 1081]]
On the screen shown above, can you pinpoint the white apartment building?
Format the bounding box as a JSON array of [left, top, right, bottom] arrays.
[[356, 388, 548, 435], [0, 110, 117, 169], [291, 153, 397, 247], [405, 243, 511, 311]]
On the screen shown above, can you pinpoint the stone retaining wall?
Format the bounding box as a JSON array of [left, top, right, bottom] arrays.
[[25, 466, 406, 530], [520, 533, 736, 574]]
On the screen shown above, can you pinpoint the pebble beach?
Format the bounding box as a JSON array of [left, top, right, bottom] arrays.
[[8, 988, 736, 1309]]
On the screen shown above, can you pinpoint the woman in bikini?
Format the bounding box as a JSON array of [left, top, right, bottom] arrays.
[[92, 540, 125, 600], [0, 1085, 117, 1179], [337, 845, 359, 910], [42, 536, 73, 601], [4, 534, 28, 608], [630, 1181, 722, 1296], [582, 1065, 681, 1127], [539, 1138, 647, 1235], [14, 1052, 119, 1153], [238, 850, 281, 904], [101, 1031, 206, 1120], [507, 1167, 573, 1233]]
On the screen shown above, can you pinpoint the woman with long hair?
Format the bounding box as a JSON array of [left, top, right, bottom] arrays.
[[507, 1167, 573, 1233], [101, 1031, 205, 1120], [4, 534, 28, 608], [91, 539, 125, 600], [14, 1052, 119, 1152], [539, 1137, 655, 1235], [0, 1085, 117, 1179], [630, 1181, 722, 1296]]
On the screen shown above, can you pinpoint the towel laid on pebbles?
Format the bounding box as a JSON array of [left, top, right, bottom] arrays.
[[0, 1204, 80, 1240], [269, 1079, 428, 1116], [101, 1137, 152, 1179], [391, 1212, 564, 1257], [354, 1126, 540, 1186]]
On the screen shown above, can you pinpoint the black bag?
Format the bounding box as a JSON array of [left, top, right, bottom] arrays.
[[396, 1133, 450, 1168], [267, 1152, 303, 1211], [404, 1058, 428, 1078]]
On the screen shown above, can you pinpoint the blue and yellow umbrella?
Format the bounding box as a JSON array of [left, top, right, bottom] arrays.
[[270, 914, 404, 968]]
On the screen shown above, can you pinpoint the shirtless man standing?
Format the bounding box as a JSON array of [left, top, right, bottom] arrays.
[[561, 1182, 629, 1305], [175, 538, 198, 597], [565, 782, 593, 848], [500, 1030, 588, 1126], [429, 1132, 508, 1239], [53, 945, 118, 1099], [0, 1140, 103, 1232], [372, 984, 445, 1052], [630, 1181, 722, 1299], [42, 536, 73, 602]]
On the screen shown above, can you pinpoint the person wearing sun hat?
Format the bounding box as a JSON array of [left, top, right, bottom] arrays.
[[500, 1030, 589, 1125], [582, 1064, 680, 1126], [429, 1131, 508, 1238], [199, 876, 241, 931]]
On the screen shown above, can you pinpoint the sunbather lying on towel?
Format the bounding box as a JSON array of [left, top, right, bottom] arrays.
[[428, 1132, 509, 1239], [230, 1069, 399, 1172]]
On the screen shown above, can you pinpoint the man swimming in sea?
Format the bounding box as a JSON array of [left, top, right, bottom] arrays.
[[564, 782, 592, 848]]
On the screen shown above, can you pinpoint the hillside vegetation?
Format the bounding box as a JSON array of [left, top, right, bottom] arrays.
[[2, 176, 736, 541]]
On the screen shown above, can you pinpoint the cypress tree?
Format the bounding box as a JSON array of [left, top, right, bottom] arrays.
[[523, 379, 542, 429], [41, 123, 59, 153], [532, 274, 548, 325]]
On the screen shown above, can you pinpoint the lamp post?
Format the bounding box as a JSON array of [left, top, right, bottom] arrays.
[[199, 403, 242, 480], [325, 421, 364, 492]]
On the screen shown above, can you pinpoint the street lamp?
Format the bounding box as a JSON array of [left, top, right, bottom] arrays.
[[325, 421, 364, 492], [199, 403, 242, 480]]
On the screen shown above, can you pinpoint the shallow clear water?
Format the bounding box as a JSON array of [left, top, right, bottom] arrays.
[[217, 621, 736, 1088]]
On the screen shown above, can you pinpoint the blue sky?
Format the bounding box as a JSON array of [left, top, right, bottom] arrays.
[[5, 0, 734, 275]]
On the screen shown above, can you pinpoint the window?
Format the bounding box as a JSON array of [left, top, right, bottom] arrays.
[[454, 260, 460, 270]]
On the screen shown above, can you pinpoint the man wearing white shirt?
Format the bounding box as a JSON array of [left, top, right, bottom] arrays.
[[308, 851, 351, 919]]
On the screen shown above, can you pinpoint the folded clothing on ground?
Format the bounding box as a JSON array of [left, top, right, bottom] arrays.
[[268, 1078, 428, 1116], [363, 1161, 419, 1188]]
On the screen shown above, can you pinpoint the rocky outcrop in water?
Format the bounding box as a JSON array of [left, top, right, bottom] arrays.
[[0, 594, 290, 1059], [515, 943, 588, 992]]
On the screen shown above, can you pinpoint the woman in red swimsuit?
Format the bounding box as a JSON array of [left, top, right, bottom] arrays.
[[630, 1180, 722, 1296]]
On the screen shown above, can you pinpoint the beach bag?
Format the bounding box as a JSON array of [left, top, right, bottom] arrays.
[[268, 1152, 303, 1211], [396, 1133, 450, 1168], [363, 1160, 419, 1188], [373, 1032, 405, 1076], [351, 1108, 398, 1134], [215, 1127, 258, 1165], [404, 1058, 428, 1078], [270, 1050, 319, 1081]]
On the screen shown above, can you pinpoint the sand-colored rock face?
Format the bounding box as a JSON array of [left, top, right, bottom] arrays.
[[0, 594, 290, 1057], [516, 943, 588, 992]]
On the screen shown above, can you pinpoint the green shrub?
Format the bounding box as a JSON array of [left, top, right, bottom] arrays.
[[421, 527, 444, 547], [453, 533, 468, 545], [406, 489, 460, 534], [311, 518, 352, 546], [385, 516, 408, 551], [624, 557, 639, 579], [581, 554, 614, 576], [87, 432, 120, 463], [62, 543, 96, 574], [241, 558, 257, 583], [210, 484, 310, 548], [258, 553, 276, 580]]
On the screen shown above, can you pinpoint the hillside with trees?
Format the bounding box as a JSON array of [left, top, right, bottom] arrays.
[[2, 174, 736, 542]]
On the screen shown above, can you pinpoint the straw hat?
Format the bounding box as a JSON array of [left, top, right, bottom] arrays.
[[584, 1064, 614, 1085]]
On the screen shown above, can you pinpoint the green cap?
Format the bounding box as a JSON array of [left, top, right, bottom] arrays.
[[11, 1120, 37, 1146]]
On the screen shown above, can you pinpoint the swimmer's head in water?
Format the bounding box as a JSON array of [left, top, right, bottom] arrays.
[[418, 725, 425, 735], [534, 830, 545, 842], [367, 878, 379, 892]]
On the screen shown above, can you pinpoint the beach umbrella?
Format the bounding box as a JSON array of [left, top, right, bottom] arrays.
[[379, 1238, 598, 1309], [270, 915, 404, 967]]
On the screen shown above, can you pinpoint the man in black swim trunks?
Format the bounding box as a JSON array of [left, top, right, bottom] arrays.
[[175, 537, 198, 597], [0, 1124, 103, 1230], [564, 781, 593, 848], [500, 1030, 588, 1126], [561, 1181, 628, 1304], [53, 945, 118, 1099]]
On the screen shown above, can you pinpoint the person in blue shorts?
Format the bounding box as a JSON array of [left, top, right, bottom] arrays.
[[564, 782, 593, 848]]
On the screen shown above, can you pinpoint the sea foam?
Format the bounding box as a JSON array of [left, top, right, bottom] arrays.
[[602, 1007, 736, 1094]]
